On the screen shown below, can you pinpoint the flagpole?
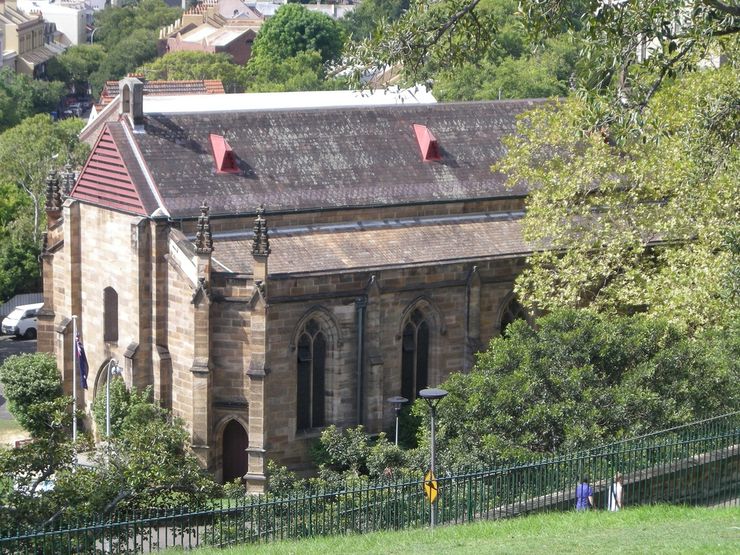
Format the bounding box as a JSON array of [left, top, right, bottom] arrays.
[[72, 314, 77, 443]]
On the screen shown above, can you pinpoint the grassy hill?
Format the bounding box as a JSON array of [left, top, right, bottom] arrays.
[[167, 504, 739, 555]]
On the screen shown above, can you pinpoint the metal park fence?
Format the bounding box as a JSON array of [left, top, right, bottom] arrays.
[[2, 411, 739, 553]]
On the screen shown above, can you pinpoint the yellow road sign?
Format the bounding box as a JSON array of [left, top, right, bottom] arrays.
[[423, 470, 438, 503]]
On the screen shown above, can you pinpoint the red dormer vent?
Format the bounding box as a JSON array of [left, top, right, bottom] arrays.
[[413, 124, 442, 161], [209, 133, 240, 174]]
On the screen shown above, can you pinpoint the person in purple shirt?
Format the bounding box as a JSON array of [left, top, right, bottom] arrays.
[[576, 476, 594, 510]]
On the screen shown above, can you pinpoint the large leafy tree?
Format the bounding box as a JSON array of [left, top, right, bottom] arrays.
[[417, 310, 740, 470], [244, 50, 348, 92], [341, 0, 410, 41], [0, 115, 88, 244], [46, 45, 106, 93], [0, 354, 218, 531], [0, 69, 65, 133], [497, 66, 739, 330], [250, 4, 345, 64], [88, 0, 181, 97], [139, 51, 246, 92], [352, 0, 738, 118]]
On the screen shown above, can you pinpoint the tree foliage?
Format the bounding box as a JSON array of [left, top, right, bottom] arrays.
[[93, 0, 181, 52], [46, 45, 106, 92], [497, 67, 739, 330], [91, 378, 152, 439], [518, 0, 740, 128], [244, 50, 347, 92], [251, 4, 345, 64], [0, 115, 88, 244], [0, 69, 65, 134], [419, 310, 740, 470], [0, 354, 64, 436], [89, 0, 181, 97], [0, 235, 40, 303], [341, 0, 410, 41], [139, 51, 245, 92], [0, 363, 218, 531], [56, 398, 218, 516]]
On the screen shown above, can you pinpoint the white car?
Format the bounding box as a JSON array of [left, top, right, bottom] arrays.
[[1, 302, 43, 339]]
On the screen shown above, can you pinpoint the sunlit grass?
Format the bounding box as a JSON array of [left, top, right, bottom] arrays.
[[0, 418, 26, 446], [164, 504, 740, 555]]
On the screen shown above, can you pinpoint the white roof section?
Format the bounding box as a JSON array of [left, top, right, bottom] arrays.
[[142, 86, 437, 115]]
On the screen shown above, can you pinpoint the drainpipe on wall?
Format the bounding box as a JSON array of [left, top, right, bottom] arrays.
[[355, 296, 367, 425]]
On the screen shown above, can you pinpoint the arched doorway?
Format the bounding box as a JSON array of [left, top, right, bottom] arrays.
[[222, 420, 248, 484]]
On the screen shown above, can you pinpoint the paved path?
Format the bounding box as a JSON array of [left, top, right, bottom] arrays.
[[0, 335, 37, 420]]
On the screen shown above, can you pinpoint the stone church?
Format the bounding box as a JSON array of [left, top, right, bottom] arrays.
[[39, 78, 542, 491]]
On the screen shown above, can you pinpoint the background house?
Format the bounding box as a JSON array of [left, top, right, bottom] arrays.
[[0, 0, 65, 76], [15, 0, 94, 46], [158, 3, 262, 65], [40, 78, 540, 491]]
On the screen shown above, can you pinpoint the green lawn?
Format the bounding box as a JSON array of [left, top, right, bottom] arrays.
[[166, 505, 739, 555]]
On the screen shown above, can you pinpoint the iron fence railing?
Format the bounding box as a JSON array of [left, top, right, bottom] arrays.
[[2, 411, 739, 553]]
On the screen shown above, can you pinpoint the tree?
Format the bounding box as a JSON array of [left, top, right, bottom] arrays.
[[418, 310, 740, 470], [496, 66, 739, 330], [250, 4, 345, 64], [517, 0, 740, 128], [0, 115, 88, 243], [87, 0, 181, 97], [139, 51, 246, 92], [244, 50, 347, 92], [0, 236, 41, 302], [341, 0, 410, 41], [53, 395, 218, 517], [0, 359, 218, 531], [89, 29, 158, 98], [93, 0, 181, 52], [353, 0, 737, 126], [46, 45, 106, 93], [0, 354, 64, 435], [0, 69, 65, 133], [91, 378, 151, 439]]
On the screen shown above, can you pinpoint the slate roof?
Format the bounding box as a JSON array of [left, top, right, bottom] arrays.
[[209, 212, 530, 276], [127, 99, 544, 219]]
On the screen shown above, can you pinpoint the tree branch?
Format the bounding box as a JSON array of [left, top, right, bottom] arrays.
[[703, 0, 740, 17], [421, 0, 484, 50]]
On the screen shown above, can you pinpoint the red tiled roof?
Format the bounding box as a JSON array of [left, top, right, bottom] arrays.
[[96, 79, 226, 109]]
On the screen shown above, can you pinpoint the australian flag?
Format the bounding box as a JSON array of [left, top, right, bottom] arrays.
[[75, 334, 89, 390]]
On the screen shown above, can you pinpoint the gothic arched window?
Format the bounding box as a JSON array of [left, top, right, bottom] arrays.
[[500, 296, 527, 337], [103, 287, 118, 342], [401, 309, 429, 401], [296, 319, 326, 431]]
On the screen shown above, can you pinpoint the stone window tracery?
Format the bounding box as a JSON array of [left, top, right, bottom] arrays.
[[401, 309, 429, 401], [296, 318, 326, 431], [500, 296, 527, 337]]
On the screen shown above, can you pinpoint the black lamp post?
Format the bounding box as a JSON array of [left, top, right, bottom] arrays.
[[386, 396, 408, 446], [418, 387, 447, 528]]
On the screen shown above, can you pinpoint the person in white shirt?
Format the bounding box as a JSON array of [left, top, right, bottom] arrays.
[[609, 472, 624, 511]]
